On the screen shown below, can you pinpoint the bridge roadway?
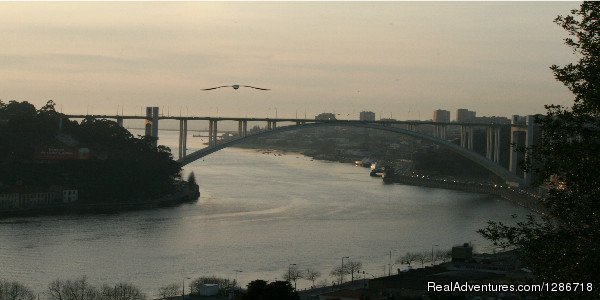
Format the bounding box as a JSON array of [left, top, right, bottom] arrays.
[[64, 114, 524, 128], [62, 114, 534, 186]]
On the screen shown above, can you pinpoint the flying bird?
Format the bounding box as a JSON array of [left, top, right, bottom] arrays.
[[202, 85, 270, 91]]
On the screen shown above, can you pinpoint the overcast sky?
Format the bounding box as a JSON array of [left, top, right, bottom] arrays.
[[0, 2, 579, 120]]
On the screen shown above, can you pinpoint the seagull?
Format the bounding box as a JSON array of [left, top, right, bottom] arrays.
[[202, 85, 270, 91]]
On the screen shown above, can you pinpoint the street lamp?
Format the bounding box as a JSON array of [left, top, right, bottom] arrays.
[[234, 269, 242, 283], [431, 244, 439, 264], [341, 256, 349, 285], [182, 277, 191, 300], [233, 270, 242, 298], [387, 249, 399, 276], [288, 263, 297, 283]]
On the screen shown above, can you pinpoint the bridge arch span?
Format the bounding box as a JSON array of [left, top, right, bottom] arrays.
[[178, 122, 523, 185]]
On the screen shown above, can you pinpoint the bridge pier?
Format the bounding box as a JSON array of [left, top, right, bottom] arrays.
[[209, 120, 218, 146], [208, 120, 213, 146], [467, 126, 474, 151], [460, 126, 474, 151], [237, 120, 249, 137], [509, 115, 536, 181], [486, 127, 493, 160], [145, 107, 159, 147], [116, 117, 123, 127], [434, 125, 447, 140], [243, 120, 248, 137], [494, 127, 500, 163], [485, 126, 502, 163], [178, 119, 188, 159]]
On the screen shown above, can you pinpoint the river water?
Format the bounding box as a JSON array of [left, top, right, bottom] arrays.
[[0, 129, 529, 296]]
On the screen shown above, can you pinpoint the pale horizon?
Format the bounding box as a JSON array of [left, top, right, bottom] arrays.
[[0, 2, 579, 120]]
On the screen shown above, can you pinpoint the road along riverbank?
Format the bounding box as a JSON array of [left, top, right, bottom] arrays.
[[382, 174, 543, 214]]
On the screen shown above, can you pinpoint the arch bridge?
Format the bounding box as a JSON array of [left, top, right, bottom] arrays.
[[64, 110, 537, 186]]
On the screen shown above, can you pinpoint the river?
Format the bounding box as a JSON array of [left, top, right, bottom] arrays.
[[0, 129, 530, 296]]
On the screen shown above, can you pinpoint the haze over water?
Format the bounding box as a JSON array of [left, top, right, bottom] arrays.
[[0, 130, 529, 296]]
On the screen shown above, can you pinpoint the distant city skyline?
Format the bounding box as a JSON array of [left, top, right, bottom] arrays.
[[0, 2, 578, 119]]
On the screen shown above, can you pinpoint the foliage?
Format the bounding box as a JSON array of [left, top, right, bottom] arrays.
[[302, 268, 321, 288], [47, 277, 146, 300], [0, 280, 35, 300], [281, 265, 302, 284], [329, 266, 346, 285], [413, 252, 430, 268], [241, 280, 267, 300], [157, 284, 180, 300], [433, 249, 452, 264], [479, 2, 600, 298], [187, 172, 197, 187], [189, 276, 236, 297], [99, 283, 145, 300], [344, 260, 362, 282], [241, 280, 298, 300], [0, 100, 182, 202], [396, 252, 418, 266], [47, 277, 99, 300], [328, 260, 362, 284]]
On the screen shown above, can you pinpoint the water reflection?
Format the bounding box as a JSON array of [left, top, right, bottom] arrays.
[[0, 131, 529, 296]]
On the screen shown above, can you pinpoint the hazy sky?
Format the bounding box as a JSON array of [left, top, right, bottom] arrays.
[[0, 2, 579, 120]]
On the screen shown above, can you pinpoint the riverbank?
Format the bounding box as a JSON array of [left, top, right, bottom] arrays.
[[244, 146, 544, 213], [0, 183, 200, 218], [382, 174, 544, 213]]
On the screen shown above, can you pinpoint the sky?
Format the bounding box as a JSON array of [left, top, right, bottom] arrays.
[[0, 2, 580, 120]]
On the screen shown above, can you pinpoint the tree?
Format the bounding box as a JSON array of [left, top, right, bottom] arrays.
[[0, 280, 36, 300], [187, 172, 197, 187], [39, 100, 58, 115], [47, 277, 99, 300], [479, 2, 600, 298], [302, 268, 321, 288], [345, 260, 362, 283], [241, 280, 267, 300], [433, 249, 452, 264], [281, 265, 302, 290], [99, 283, 145, 300], [396, 252, 418, 267], [189, 276, 236, 297], [0, 100, 184, 204], [413, 252, 430, 268], [329, 266, 348, 285], [242, 280, 298, 300], [0, 101, 36, 118], [157, 284, 180, 300]]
